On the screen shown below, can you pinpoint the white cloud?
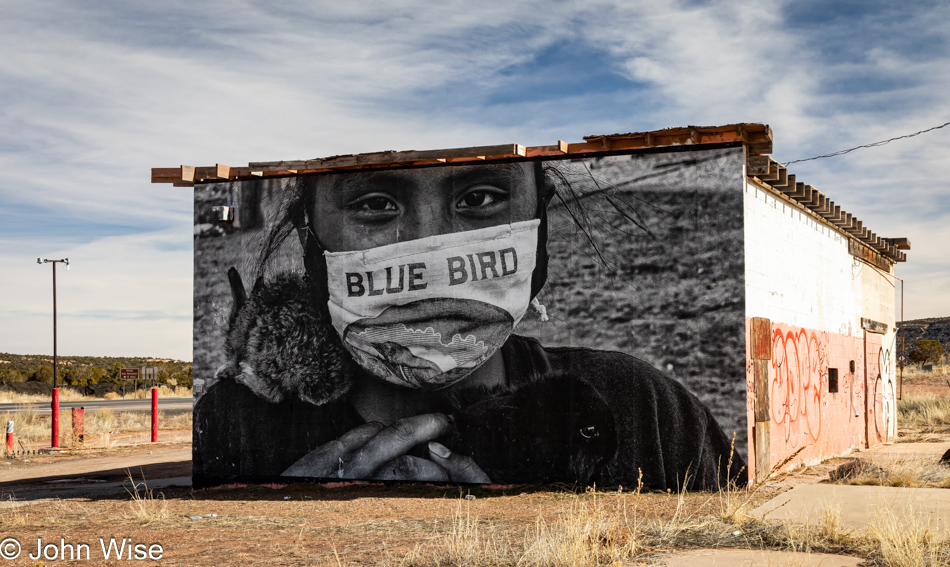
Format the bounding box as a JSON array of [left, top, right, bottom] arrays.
[[0, 230, 192, 359], [1, 0, 949, 359]]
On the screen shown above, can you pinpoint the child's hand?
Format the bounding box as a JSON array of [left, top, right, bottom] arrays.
[[282, 413, 489, 483]]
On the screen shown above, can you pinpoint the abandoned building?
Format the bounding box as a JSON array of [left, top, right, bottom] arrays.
[[155, 123, 909, 486]]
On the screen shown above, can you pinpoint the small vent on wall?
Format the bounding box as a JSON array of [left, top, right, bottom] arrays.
[[828, 368, 839, 393]]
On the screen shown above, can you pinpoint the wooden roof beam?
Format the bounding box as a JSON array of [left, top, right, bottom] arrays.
[[747, 155, 770, 177], [868, 233, 888, 253], [776, 174, 797, 196], [194, 164, 232, 182], [789, 181, 808, 200], [249, 144, 528, 172], [833, 210, 851, 229], [831, 205, 846, 225], [884, 237, 911, 250], [847, 218, 863, 237], [758, 158, 781, 182], [525, 140, 569, 158], [804, 186, 822, 208], [583, 123, 773, 154]]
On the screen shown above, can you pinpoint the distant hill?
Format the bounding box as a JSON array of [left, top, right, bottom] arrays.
[[897, 317, 950, 349]]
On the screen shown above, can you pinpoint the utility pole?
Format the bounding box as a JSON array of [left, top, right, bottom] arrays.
[[37, 257, 69, 448]]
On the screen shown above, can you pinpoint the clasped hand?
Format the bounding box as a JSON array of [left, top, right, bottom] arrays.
[[282, 413, 490, 483]]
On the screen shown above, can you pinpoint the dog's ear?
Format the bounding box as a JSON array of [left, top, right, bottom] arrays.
[[227, 267, 247, 321]]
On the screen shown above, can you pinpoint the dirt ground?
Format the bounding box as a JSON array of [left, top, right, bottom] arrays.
[[0, 384, 947, 566], [0, 438, 859, 567], [900, 374, 950, 396]]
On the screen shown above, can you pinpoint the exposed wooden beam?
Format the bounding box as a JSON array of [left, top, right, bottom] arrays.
[[776, 174, 797, 195], [150, 168, 180, 183], [248, 144, 528, 172], [885, 237, 911, 250], [759, 158, 780, 182], [770, 168, 788, 190], [789, 182, 808, 200], [180, 165, 195, 183]]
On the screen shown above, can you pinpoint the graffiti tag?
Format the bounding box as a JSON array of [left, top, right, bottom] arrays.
[[771, 328, 825, 441]]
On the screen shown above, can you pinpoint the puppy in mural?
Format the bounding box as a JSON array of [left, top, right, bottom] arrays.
[[194, 161, 745, 489]]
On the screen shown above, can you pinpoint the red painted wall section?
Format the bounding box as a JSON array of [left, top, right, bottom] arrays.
[[746, 320, 887, 479]]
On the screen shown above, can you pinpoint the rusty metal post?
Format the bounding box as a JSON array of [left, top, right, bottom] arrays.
[[72, 407, 84, 445], [51, 388, 60, 448], [151, 388, 158, 442]]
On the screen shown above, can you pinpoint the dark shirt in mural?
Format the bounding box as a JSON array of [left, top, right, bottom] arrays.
[[193, 334, 744, 490]]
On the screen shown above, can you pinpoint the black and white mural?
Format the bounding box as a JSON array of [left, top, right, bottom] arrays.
[[193, 146, 748, 489]]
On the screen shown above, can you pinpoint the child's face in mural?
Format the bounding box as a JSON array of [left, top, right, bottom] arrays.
[[311, 162, 538, 252], [284, 162, 540, 483]]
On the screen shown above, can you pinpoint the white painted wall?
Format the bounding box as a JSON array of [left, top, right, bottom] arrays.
[[743, 178, 899, 441], [744, 179, 862, 336]]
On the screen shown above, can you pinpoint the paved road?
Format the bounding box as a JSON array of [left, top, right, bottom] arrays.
[[0, 397, 193, 413]]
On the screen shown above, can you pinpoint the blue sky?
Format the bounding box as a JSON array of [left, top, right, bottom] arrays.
[[1, 0, 948, 360]]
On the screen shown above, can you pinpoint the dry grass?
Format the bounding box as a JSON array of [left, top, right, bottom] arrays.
[[125, 471, 170, 524], [397, 499, 518, 567], [824, 392, 950, 489], [716, 435, 758, 525], [386, 440, 820, 567], [392, 488, 647, 567], [520, 488, 644, 567], [896, 432, 950, 443], [899, 394, 950, 434], [0, 407, 192, 445], [901, 366, 950, 379], [835, 457, 950, 489], [865, 506, 950, 567], [0, 385, 192, 405], [385, 480, 950, 567], [0, 388, 86, 404], [0, 495, 33, 527]]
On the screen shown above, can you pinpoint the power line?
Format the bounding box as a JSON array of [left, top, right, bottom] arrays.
[[783, 121, 950, 166]]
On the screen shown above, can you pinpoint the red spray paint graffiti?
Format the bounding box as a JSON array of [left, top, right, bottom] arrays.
[[771, 328, 824, 441], [748, 319, 888, 479]]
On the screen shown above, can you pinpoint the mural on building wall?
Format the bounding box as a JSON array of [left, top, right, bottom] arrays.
[[192, 147, 748, 489]]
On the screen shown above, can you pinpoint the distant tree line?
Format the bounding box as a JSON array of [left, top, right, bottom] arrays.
[[0, 353, 192, 388]]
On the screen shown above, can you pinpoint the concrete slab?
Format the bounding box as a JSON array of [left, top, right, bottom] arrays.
[[753, 484, 950, 531], [662, 548, 863, 566], [861, 441, 950, 459]]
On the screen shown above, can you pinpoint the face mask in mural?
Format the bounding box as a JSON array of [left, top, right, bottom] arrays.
[[324, 219, 539, 389]]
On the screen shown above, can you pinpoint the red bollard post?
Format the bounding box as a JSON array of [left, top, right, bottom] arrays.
[[51, 388, 60, 448], [151, 388, 158, 443], [5, 421, 13, 456]]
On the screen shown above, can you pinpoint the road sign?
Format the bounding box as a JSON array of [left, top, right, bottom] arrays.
[[140, 366, 158, 381], [120, 368, 139, 381]]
